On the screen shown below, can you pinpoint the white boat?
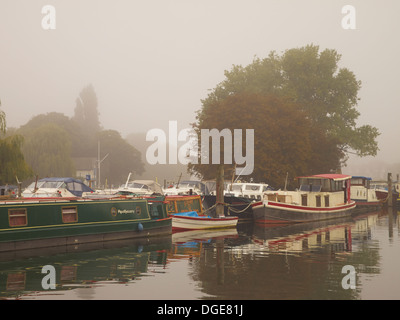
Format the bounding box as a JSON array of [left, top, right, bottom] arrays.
[[163, 180, 206, 196], [225, 182, 272, 201], [171, 211, 238, 231], [350, 176, 381, 212], [252, 174, 356, 224], [22, 177, 94, 198], [117, 179, 163, 196]]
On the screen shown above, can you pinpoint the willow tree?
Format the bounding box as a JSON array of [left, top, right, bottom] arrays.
[[0, 101, 33, 184], [200, 44, 379, 162]]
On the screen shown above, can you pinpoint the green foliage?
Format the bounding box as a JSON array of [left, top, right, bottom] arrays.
[[198, 44, 379, 180], [191, 93, 342, 188], [0, 99, 5, 135], [0, 99, 34, 184], [18, 112, 93, 157], [22, 123, 76, 177], [0, 134, 34, 185]]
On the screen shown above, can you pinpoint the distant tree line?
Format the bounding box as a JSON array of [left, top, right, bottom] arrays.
[[0, 85, 144, 186]]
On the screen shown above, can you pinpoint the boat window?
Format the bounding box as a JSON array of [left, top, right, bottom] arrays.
[[73, 182, 83, 192], [321, 179, 330, 192], [350, 178, 364, 186], [330, 180, 344, 192], [245, 185, 260, 191], [227, 185, 242, 191], [316, 195, 321, 207], [62, 207, 78, 223], [301, 194, 307, 206], [136, 206, 141, 215], [148, 204, 162, 218], [299, 184, 322, 192], [324, 195, 330, 207], [9, 209, 28, 227], [40, 181, 64, 189]]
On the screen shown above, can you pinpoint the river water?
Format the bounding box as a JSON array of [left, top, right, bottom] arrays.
[[1, 207, 399, 301]]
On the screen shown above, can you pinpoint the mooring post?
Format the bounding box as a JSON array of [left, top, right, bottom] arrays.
[[388, 172, 393, 207], [216, 164, 225, 217]]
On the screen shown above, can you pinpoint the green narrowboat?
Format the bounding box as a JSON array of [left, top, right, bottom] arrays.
[[0, 197, 172, 252]]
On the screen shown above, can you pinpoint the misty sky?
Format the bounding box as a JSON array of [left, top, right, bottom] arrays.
[[1, 1, 399, 177]]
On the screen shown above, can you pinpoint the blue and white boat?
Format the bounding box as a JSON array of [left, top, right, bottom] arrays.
[[22, 177, 94, 198]]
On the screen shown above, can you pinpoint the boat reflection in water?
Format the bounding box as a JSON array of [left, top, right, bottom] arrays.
[[0, 235, 172, 299], [0, 209, 393, 300], [193, 211, 384, 300]]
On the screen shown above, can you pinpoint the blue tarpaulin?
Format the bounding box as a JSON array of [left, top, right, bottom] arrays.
[[172, 211, 211, 218]]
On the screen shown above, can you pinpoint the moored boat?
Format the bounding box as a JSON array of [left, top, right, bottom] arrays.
[[370, 181, 399, 207], [0, 196, 172, 252], [170, 211, 238, 231], [252, 174, 356, 224], [163, 180, 207, 196], [201, 194, 254, 221], [165, 194, 204, 216], [350, 176, 382, 213], [225, 182, 272, 201], [22, 177, 94, 198]]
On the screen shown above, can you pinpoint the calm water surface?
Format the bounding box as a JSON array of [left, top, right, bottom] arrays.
[[1, 208, 400, 300]]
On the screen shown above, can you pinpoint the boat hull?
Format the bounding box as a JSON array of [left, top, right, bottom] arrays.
[[352, 200, 382, 214], [0, 198, 172, 252], [201, 195, 253, 221], [252, 200, 356, 224], [171, 215, 238, 231]]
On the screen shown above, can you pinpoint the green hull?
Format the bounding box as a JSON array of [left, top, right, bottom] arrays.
[[0, 197, 172, 252]]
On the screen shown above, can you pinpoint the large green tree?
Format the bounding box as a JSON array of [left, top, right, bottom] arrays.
[[190, 93, 342, 188], [201, 44, 379, 161]]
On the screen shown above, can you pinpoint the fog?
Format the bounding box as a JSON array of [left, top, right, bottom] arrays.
[[1, 0, 399, 180]]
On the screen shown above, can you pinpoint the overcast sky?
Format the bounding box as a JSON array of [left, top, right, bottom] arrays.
[[1, 0, 399, 177]]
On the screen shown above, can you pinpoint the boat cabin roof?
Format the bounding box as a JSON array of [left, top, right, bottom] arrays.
[[298, 174, 351, 181], [351, 176, 372, 180], [26, 177, 94, 196]]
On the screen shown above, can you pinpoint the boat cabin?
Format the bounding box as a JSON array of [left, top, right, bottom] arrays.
[[350, 176, 378, 203], [264, 174, 352, 208], [298, 174, 350, 193], [225, 182, 271, 200], [350, 176, 371, 188], [165, 195, 204, 216]]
